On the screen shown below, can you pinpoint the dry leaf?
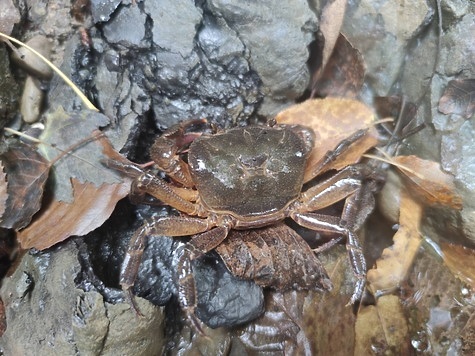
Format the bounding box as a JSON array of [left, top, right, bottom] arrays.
[[355, 295, 410, 354], [440, 242, 475, 289], [438, 79, 475, 119], [276, 98, 379, 182], [315, 0, 347, 80], [394, 155, 463, 209], [367, 191, 423, 294], [17, 178, 130, 250], [313, 34, 365, 98], [0, 143, 50, 229]]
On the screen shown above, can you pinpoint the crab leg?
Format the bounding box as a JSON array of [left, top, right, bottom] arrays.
[[176, 226, 230, 327], [119, 216, 213, 314], [309, 128, 369, 176], [340, 181, 376, 304], [291, 165, 376, 304], [133, 172, 202, 215], [298, 165, 365, 211]]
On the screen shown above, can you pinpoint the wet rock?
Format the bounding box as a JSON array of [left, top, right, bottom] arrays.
[[90, 0, 122, 23], [343, 0, 434, 96], [208, 0, 318, 116], [92, 0, 318, 138], [438, 14, 475, 78], [103, 4, 148, 48], [0, 240, 165, 355], [0, 0, 21, 35], [144, 0, 202, 57], [85, 200, 264, 328], [11, 35, 54, 80], [20, 76, 44, 123], [0, 46, 20, 129], [194, 255, 264, 328]]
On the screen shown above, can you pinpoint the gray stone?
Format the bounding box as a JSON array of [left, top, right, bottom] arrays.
[[0, 241, 165, 355], [90, 0, 122, 23], [208, 0, 318, 115], [103, 4, 148, 48], [11, 35, 54, 80], [144, 0, 202, 57], [343, 0, 434, 95]]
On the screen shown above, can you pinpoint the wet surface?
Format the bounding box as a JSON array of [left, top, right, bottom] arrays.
[[1, 0, 474, 354]]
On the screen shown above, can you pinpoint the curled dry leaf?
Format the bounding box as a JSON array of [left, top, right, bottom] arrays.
[[0, 143, 50, 229], [438, 78, 475, 119], [312, 34, 365, 98], [440, 242, 475, 289], [17, 178, 131, 250], [355, 295, 410, 354], [367, 191, 423, 294], [276, 98, 379, 182], [313, 0, 347, 82], [393, 155, 463, 209]]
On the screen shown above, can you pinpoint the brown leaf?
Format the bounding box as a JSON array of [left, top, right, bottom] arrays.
[[355, 295, 410, 354], [440, 242, 475, 289], [313, 34, 365, 98], [367, 191, 423, 294], [17, 178, 130, 250], [276, 98, 379, 182], [0, 143, 50, 229], [315, 0, 347, 80], [438, 79, 475, 119], [393, 155, 463, 209]]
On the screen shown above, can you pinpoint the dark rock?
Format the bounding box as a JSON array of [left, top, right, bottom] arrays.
[[90, 0, 122, 24], [0, 46, 20, 130], [194, 254, 265, 328]]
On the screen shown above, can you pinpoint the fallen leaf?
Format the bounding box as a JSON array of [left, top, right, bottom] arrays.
[[17, 178, 131, 250], [39, 106, 121, 202], [440, 242, 475, 289], [355, 295, 410, 354], [276, 98, 379, 182], [438, 79, 475, 119], [0, 143, 50, 229], [367, 191, 423, 294], [313, 34, 365, 98], [313, 0, 347, 82], [393, 155, 463, 209]]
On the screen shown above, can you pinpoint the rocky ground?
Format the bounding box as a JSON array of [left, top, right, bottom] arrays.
[[0, 0, 474, 354]]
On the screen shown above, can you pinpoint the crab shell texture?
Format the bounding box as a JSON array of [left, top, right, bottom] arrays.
[[187, 125, 315, 218]]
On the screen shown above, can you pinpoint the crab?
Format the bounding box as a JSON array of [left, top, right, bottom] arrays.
[[112, 118, 377, 328]]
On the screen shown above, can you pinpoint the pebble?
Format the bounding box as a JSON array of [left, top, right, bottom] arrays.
[[12, 35, 54, 80], [21, 76, 44, 123]]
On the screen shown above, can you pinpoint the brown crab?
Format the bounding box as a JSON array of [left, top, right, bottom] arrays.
[[111, 118, 376, 328]]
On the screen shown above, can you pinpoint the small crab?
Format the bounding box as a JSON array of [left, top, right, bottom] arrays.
[[111, 118, 377, 328]]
